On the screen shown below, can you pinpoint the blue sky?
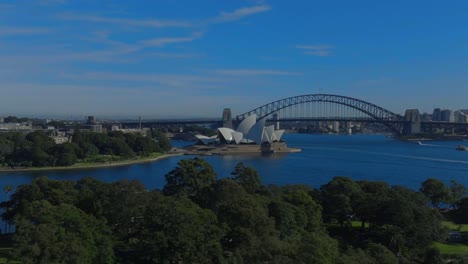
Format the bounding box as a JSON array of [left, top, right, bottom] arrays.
[[1, 0, 467, 119]]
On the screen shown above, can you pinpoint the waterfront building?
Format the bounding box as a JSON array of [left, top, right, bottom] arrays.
[[111, 126, 150, 136], [48, 131, 71, 144], [0, 122, 33, 131], [332, 121, 340, 133], [195, 114, 285, 145], [432, 108, 441, 121], [455, 111, 468, 123], [441, 109, 454, 122], [87, 116, 97, 125]]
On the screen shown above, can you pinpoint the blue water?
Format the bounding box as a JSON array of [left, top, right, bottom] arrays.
[[1, 134, 468, 202]]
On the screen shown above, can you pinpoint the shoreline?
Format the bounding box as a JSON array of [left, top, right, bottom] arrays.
[[0, 153, 184, 173]]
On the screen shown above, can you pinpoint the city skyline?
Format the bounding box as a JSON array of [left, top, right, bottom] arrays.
[[1, 0, 468, 118]]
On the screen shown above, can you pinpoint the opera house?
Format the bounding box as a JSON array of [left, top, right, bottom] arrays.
[[195, 114, 285, 145]]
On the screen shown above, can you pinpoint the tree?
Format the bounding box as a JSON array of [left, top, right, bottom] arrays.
[[282, 188, 323, 231], [163, 158, 217, 199], [132, 194, 223, 263], [231, 162, 266, 194], [356, 181, 390, 228], [320, 177, 363, 226], [371, 186, 446, 259], [78, 142, 99, 159], [454, 197, 468, 224], [420, 178, 450, 209], [12, 200, 114, 264], [336, 243, 397, 264], [151, 129, 171, 152], [201, 179, 280, 262], [1, 177, 78, 223], [3, 185, 13, 233], [448, 180, 466, 210], [297, 231, 339, 264], [3, 185, 12, 201]]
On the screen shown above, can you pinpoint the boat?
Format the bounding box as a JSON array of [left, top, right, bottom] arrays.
[[456, 145, 467, 151], [417, 141, 422, 145]]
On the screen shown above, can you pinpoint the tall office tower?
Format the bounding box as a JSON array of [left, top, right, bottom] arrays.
[[441, 109, 454, 122], [432, 108, 441, 121], [87, 116, 97, 125]]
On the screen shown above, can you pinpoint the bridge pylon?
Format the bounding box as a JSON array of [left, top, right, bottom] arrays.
[[222, 108, 233, 129], [403, 109, 421, 135]]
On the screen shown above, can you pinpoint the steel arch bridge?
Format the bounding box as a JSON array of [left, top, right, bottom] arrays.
[[236, 94, 405, 134]]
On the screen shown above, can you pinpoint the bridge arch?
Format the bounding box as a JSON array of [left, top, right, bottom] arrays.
[[236, 94, 405, 134]]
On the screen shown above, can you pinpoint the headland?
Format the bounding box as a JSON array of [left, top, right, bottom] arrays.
[[182, 141, 301, 155]]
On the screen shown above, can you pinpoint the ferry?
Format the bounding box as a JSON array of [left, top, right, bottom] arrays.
[[456, 145, 467, 151]]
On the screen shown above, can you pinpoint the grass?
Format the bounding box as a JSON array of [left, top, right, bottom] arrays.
[[0, 247, 20, 264], [324, 220, 369, 229], [432, 221, 468, 256], [442, 221, 468, 232], [434, 242, 468, 255], [351, 221, 369, 228], [0, 152, 179, 172]]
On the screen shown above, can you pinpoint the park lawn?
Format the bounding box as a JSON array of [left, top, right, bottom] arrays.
[[0, 152, 172, 172], [0, 247, 20, 264], [325, 221, 369, 229], [351, 221, 369, 228], [434, 242, 468, 255], [442, 221, 468, 232]]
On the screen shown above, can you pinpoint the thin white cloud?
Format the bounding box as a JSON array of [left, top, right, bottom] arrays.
[[59, 4, 271, 29], [61, 71, 227, 89], [213, 5, 271, 23], [0, 26, 51, 36], [213, 69, 302, 76], [59, 13, 192, 28], [140, 32, 203, 47], [296, 45, 333, 57]]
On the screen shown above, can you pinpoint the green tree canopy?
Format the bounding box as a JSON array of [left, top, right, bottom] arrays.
[[420, 178, 450, 208], [131, 193, 223, 264], [163, 158, 217, 199], [13, 200, 114, 264]]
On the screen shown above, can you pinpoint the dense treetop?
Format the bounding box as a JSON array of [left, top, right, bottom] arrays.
[[0, 129, 171, 168], [1, 158, 466, 263]]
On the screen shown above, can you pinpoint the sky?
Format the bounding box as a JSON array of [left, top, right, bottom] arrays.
[[1, 0, 468, 119]]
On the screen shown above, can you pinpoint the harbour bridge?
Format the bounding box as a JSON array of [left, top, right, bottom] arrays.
[[121, 94, 468, 136]]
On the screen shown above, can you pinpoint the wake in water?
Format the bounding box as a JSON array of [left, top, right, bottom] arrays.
[[309, 146, 468, 165], [418, 143, 453, 148]]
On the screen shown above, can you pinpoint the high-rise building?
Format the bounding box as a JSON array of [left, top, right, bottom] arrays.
[[441, 110, 454, 122], [87, 116, 97, 125], [455, 111, 468, 123], [432, 108, 441, 121]]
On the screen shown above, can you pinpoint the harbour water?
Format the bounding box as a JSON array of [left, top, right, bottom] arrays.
[[1, 134, 468, 203]]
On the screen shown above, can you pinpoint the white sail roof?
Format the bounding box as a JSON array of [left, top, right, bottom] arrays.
[[218, 127, 236, 142], [236, 114, 257, 135], [263, 125, 275, 143], [246, 117, 266, 144], [197, 114, 286, 145], [272, 130, 285, 142], [231, 131, 243, 144], [195, 134, 217, 145]]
